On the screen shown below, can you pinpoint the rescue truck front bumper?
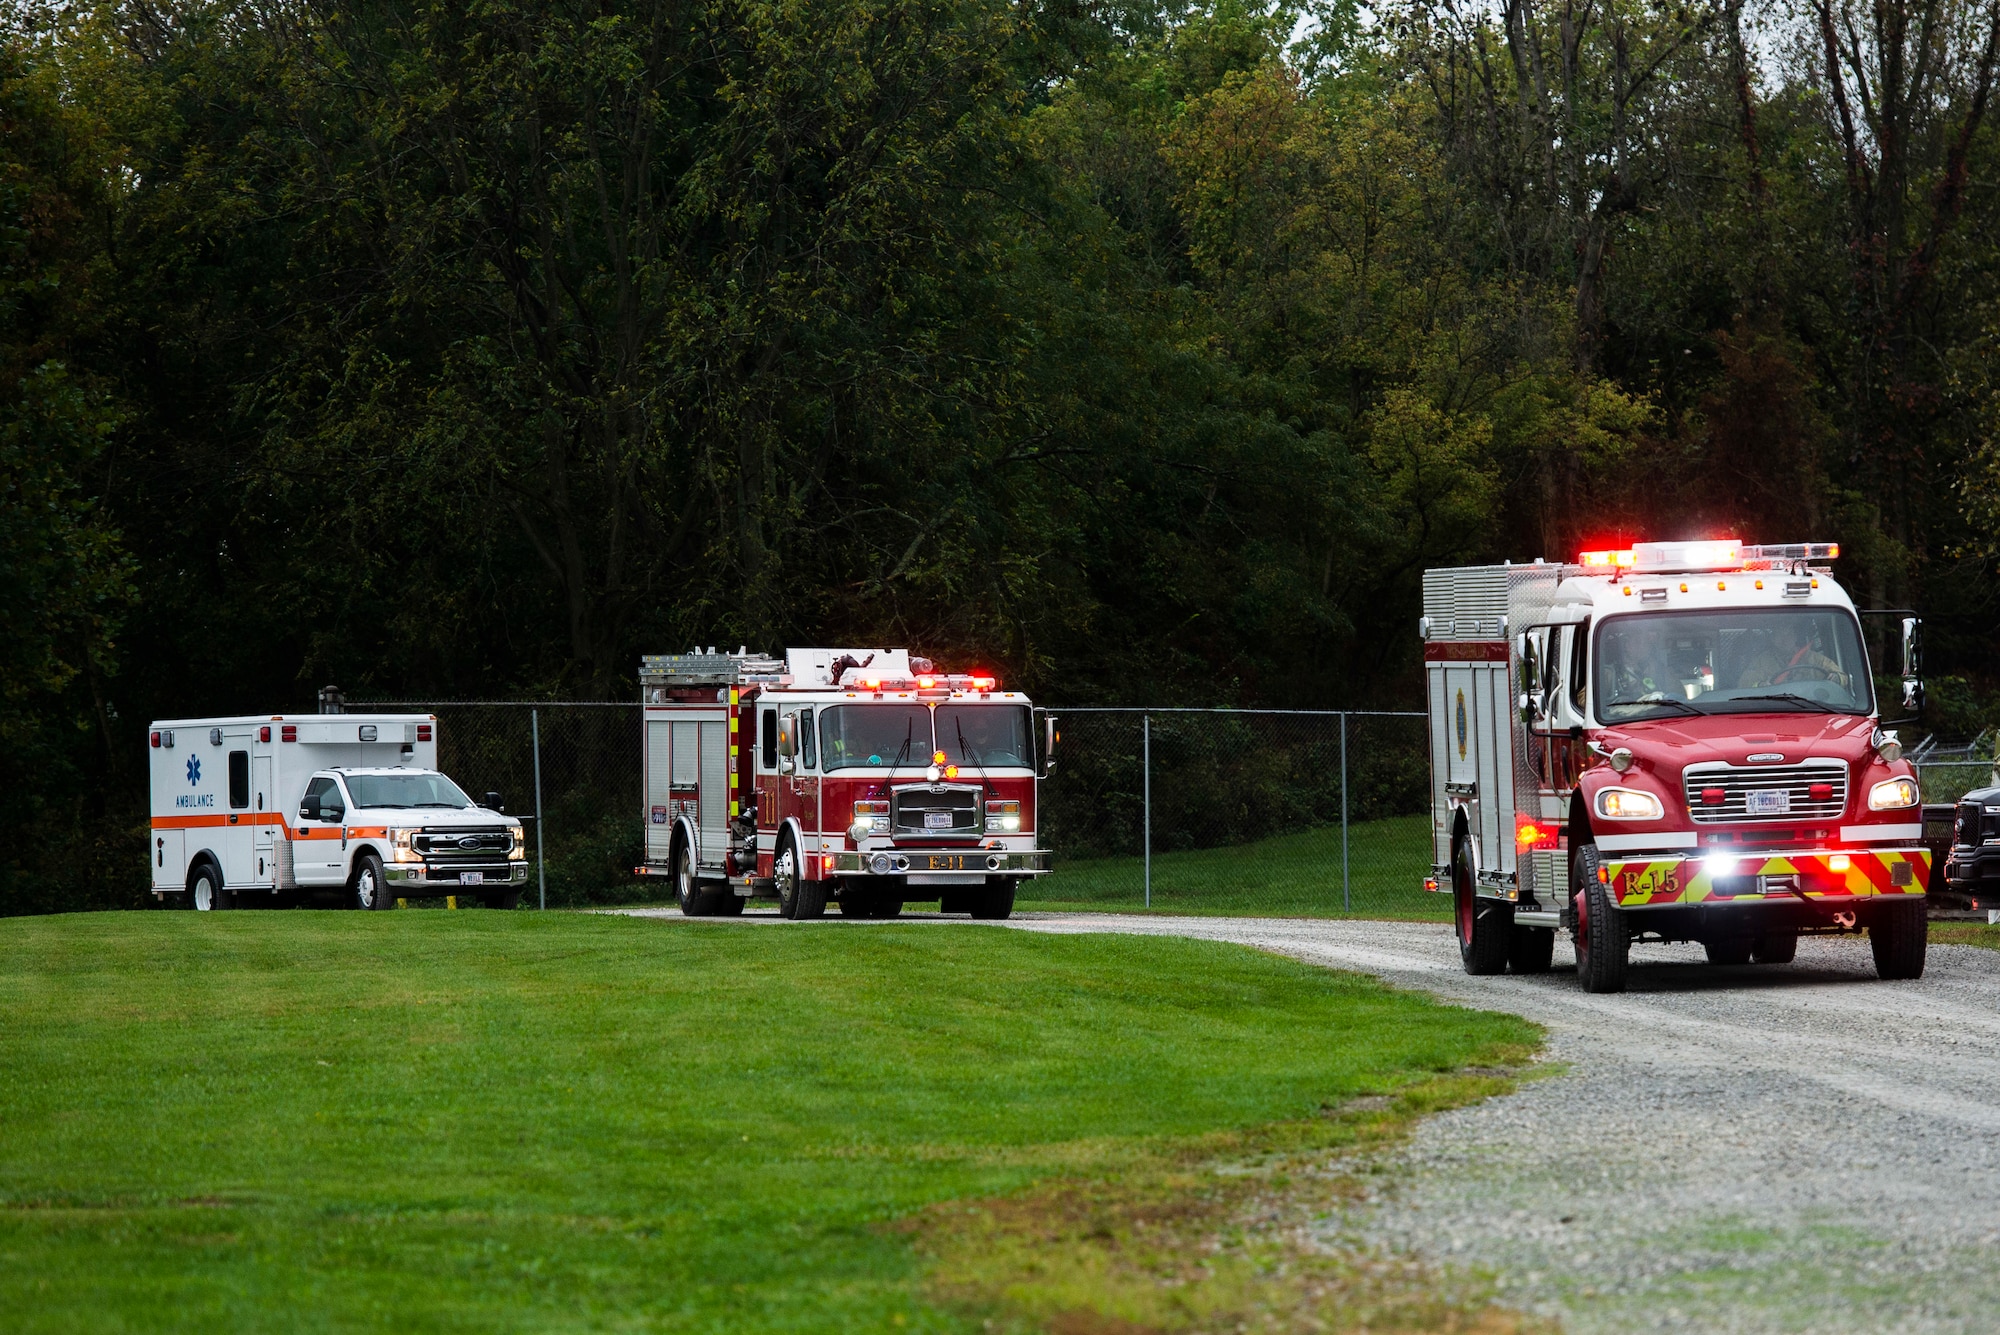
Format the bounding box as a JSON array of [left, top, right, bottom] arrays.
[[827, 849, 1051, 879], [1597, 847, 1928, 922], [384, 861, 528, 887]]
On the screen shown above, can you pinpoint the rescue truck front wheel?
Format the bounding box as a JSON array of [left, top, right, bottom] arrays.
[[1870, 900, 1927, 980], [970, 878, 1017, 920], [1572, 843, 1629, 993], [351, 853, 393, 911], [775, 837, 826, 920], [481, 889, 521, 910], [1453, 837, 1509, 975]]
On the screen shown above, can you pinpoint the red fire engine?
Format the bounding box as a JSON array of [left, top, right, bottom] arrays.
[[635, 648, 1054, 918], [1423, 541, 1930, 991]]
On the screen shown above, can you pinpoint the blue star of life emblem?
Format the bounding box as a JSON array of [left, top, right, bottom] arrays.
[[187, 756, 201, 786]]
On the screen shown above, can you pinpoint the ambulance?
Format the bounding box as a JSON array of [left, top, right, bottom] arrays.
[[147, 712, 528, 909]]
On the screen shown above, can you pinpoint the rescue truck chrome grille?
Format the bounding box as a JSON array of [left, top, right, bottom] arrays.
[[1682, 761, 1848, 823], [414, 827, 513, 857], [891, 786, 980, 837]]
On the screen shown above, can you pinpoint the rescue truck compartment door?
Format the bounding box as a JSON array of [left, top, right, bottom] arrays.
[[699, 720, 727, 868], [1430, 657, 1514, 879], [644, 719, 672, 862]]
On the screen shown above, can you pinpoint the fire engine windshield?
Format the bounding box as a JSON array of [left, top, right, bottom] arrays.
[[936, 704, 1033, 768], [1594, 609, 1873, 721], [818, 705, 933, 771], [345, 771, 473, 808]]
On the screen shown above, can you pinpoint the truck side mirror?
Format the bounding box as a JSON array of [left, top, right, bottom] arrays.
[[1900, 617, 1923, 717], [484, 790, 504, 811], [1515, 633, 1544, 722], [776, 716, 797, 758], [1042, 715, 1059, 776]]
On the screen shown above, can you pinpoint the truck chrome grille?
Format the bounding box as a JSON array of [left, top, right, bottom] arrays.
[[1682, 762, 1848, 823], [891, 786, 979, 836], [415, 826, 512, 858]]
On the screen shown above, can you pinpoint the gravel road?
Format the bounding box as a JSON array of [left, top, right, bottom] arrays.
[[625, 906, 2000, 1331]]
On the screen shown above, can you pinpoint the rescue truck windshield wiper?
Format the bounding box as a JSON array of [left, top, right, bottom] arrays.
[[1713, 691, 1840, 712], [1602, 694, 1705, 718]]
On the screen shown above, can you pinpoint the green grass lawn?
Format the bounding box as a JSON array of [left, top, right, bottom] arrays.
[[1022, 813, 1449, 920], [0, 911, 1531, 1333]]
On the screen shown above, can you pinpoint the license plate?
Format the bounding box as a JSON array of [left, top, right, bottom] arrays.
[[924, 812, 953, 829], [459, 871, 484, 885], [1747, 789, 1791, 816], [917, 854, 978, 871]]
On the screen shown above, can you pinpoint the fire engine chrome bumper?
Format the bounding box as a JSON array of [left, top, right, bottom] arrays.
[[826, 849, 1051, 877], [1599, 847, 1930, 909]]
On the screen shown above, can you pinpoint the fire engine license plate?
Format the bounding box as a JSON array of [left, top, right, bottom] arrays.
[[916, 854, 978, 871], [459, 871, 484, 885], [924, 812, 952, 828], [1747, 789, 1790, 816]]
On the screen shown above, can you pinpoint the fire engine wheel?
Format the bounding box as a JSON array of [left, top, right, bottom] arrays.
[[1870, 900, 1928, 981], [1751, 932, 1797, 965], [1704, 938, 1754, 966], [674, 841, 715, 917], [1572, 843, 1629, 993], [188, 861, 232, 911], [715, 891, 747, 916], [351, 853, 393, 911], [775, 837, 826, 920], [1453, 838, 1508, 976], [1508, 925, 1555, 974], [970, 878, 1017, 921]]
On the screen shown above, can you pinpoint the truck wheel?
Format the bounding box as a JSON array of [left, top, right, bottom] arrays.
[[351, 853, 393, 910], [971, 878, 1017, 920], [1453, 837, 1508, 975], [674, 840, 714, 917], [481, 889, 521, 910], [1572, 843, 1628, 993], [871, 895, 905, 919], [1705, 938, 1753, 966], [189, 861, 232, 911], [775, 836, 825, 919], [715, 891, 747, 916], [1870, 900, 1928, 980], [836, 889, 875, 917], [1508, 925, 1555, 974], [1751, 932, 1797, 964]]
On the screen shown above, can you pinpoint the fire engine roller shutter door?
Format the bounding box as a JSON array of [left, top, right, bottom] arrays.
[[699, 721, 727, 869], [672, 722, 699, 857], [645, 721, 673, 861], [1480, 660, 1513, 875]]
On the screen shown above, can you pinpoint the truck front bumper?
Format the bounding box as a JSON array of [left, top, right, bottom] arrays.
[[1600, 847, 1930, 909], [384, 862, 528, 886], [826, 848, 1051, 878]]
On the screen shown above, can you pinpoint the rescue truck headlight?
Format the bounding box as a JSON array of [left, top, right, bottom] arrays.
[[509, 826, 527, 860], [850, 801, 890, 842], [985, 799, 1022, 833], [1869, 777, 1919, 810], [1596, 787, 1664, 820], [389, 828, 419, 862]]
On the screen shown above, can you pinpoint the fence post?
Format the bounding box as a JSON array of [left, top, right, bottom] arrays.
[[1143, 713, 1151, 910], [532, 708, 547, 911], [1340, 713, 1350, 912]]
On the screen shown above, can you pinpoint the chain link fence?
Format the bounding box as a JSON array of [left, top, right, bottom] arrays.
[[358, 701, 1442, 916]]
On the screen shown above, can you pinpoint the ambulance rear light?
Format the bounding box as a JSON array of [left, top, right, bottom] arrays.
[[417, 724, 432, 741], [260, 726, 271, 742], [150, 731, 161, 748], [281, 725, 298, 742]]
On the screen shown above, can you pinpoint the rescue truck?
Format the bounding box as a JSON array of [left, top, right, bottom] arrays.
[[1422, 541, 1930, 991], [635, 648, 1053, 918], [147, 713, 527, 910]]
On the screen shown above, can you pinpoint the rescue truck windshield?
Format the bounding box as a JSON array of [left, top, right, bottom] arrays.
[[818, 704, 932, 772], [345, 770, 474, 809], [1594, 609, 1872, 721], [937, 704, 1033, 768]]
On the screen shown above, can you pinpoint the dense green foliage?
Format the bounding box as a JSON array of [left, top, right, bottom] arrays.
[[8, 0, 2000, 911], [0, 911, 1535, 1330]]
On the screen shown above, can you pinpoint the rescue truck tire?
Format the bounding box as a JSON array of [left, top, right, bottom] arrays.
[[715, 891, 747, 916], [1704, 938, 1754, 966], [1751, 932, 1797, 964], [775, 835, 825, 919], [1870, 900, 1927, 980], [970, 878, 1017, 920], [1454, 837, 1508, 975], [1508, 925, 1555, 974], [188, 860, 231, 911], [1572, 844, 1629, 993], [351, 853, 393, 910], [481, 889, 521, 910], [673, 840, 722, 917]]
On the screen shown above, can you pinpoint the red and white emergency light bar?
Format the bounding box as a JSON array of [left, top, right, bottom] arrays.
[[845, 672, 1000, 693], [1576, 541, 1839, 574]]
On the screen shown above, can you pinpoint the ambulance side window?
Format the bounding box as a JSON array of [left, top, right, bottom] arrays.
[[797, 709, 816, 770], [228, 751, 250, 809], [761, 709, 778, 770], [1570, 620, 1591, 715], [302, 776, 335, 820]]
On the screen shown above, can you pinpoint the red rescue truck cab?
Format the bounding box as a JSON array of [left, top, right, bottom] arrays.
[[1423, 541, 1931, 991], [636, 648, 1053, 919]]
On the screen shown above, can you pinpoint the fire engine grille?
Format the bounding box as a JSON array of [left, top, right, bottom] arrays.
[[1682, 762, 1848, 824], [416, 827, 513, 858], [891, 786, 979, 836]]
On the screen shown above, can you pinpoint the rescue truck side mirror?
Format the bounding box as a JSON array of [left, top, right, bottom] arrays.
[[484, 790, 504, 811], [776, 716, 797, 758], [1901, 617, 1924, 717], [1042, 715, 1059, 775], [1515, 633, 1545, 722]]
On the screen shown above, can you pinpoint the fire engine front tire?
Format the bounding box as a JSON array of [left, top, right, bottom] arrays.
[[1508, 925, 1555, 974], [188, 861, 232, 911], [714, 892, 747, 916], [775, 837, 826, 920], [1572, 843, 1629, 993], [970, 878, 1017, 920], [1870, 900, 1928, 980], [1453, 838, 1509, 976], [351, 853, 393, 910]]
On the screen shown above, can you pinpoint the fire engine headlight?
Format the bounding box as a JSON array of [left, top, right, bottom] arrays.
[[509, 826, 526, 860], [389, 828, 420, 862], [850, 802, 889, 842], [1595, 787, 1664, 821], [1869, 777, 1919, 810], [985, 799, 1021, 833]]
